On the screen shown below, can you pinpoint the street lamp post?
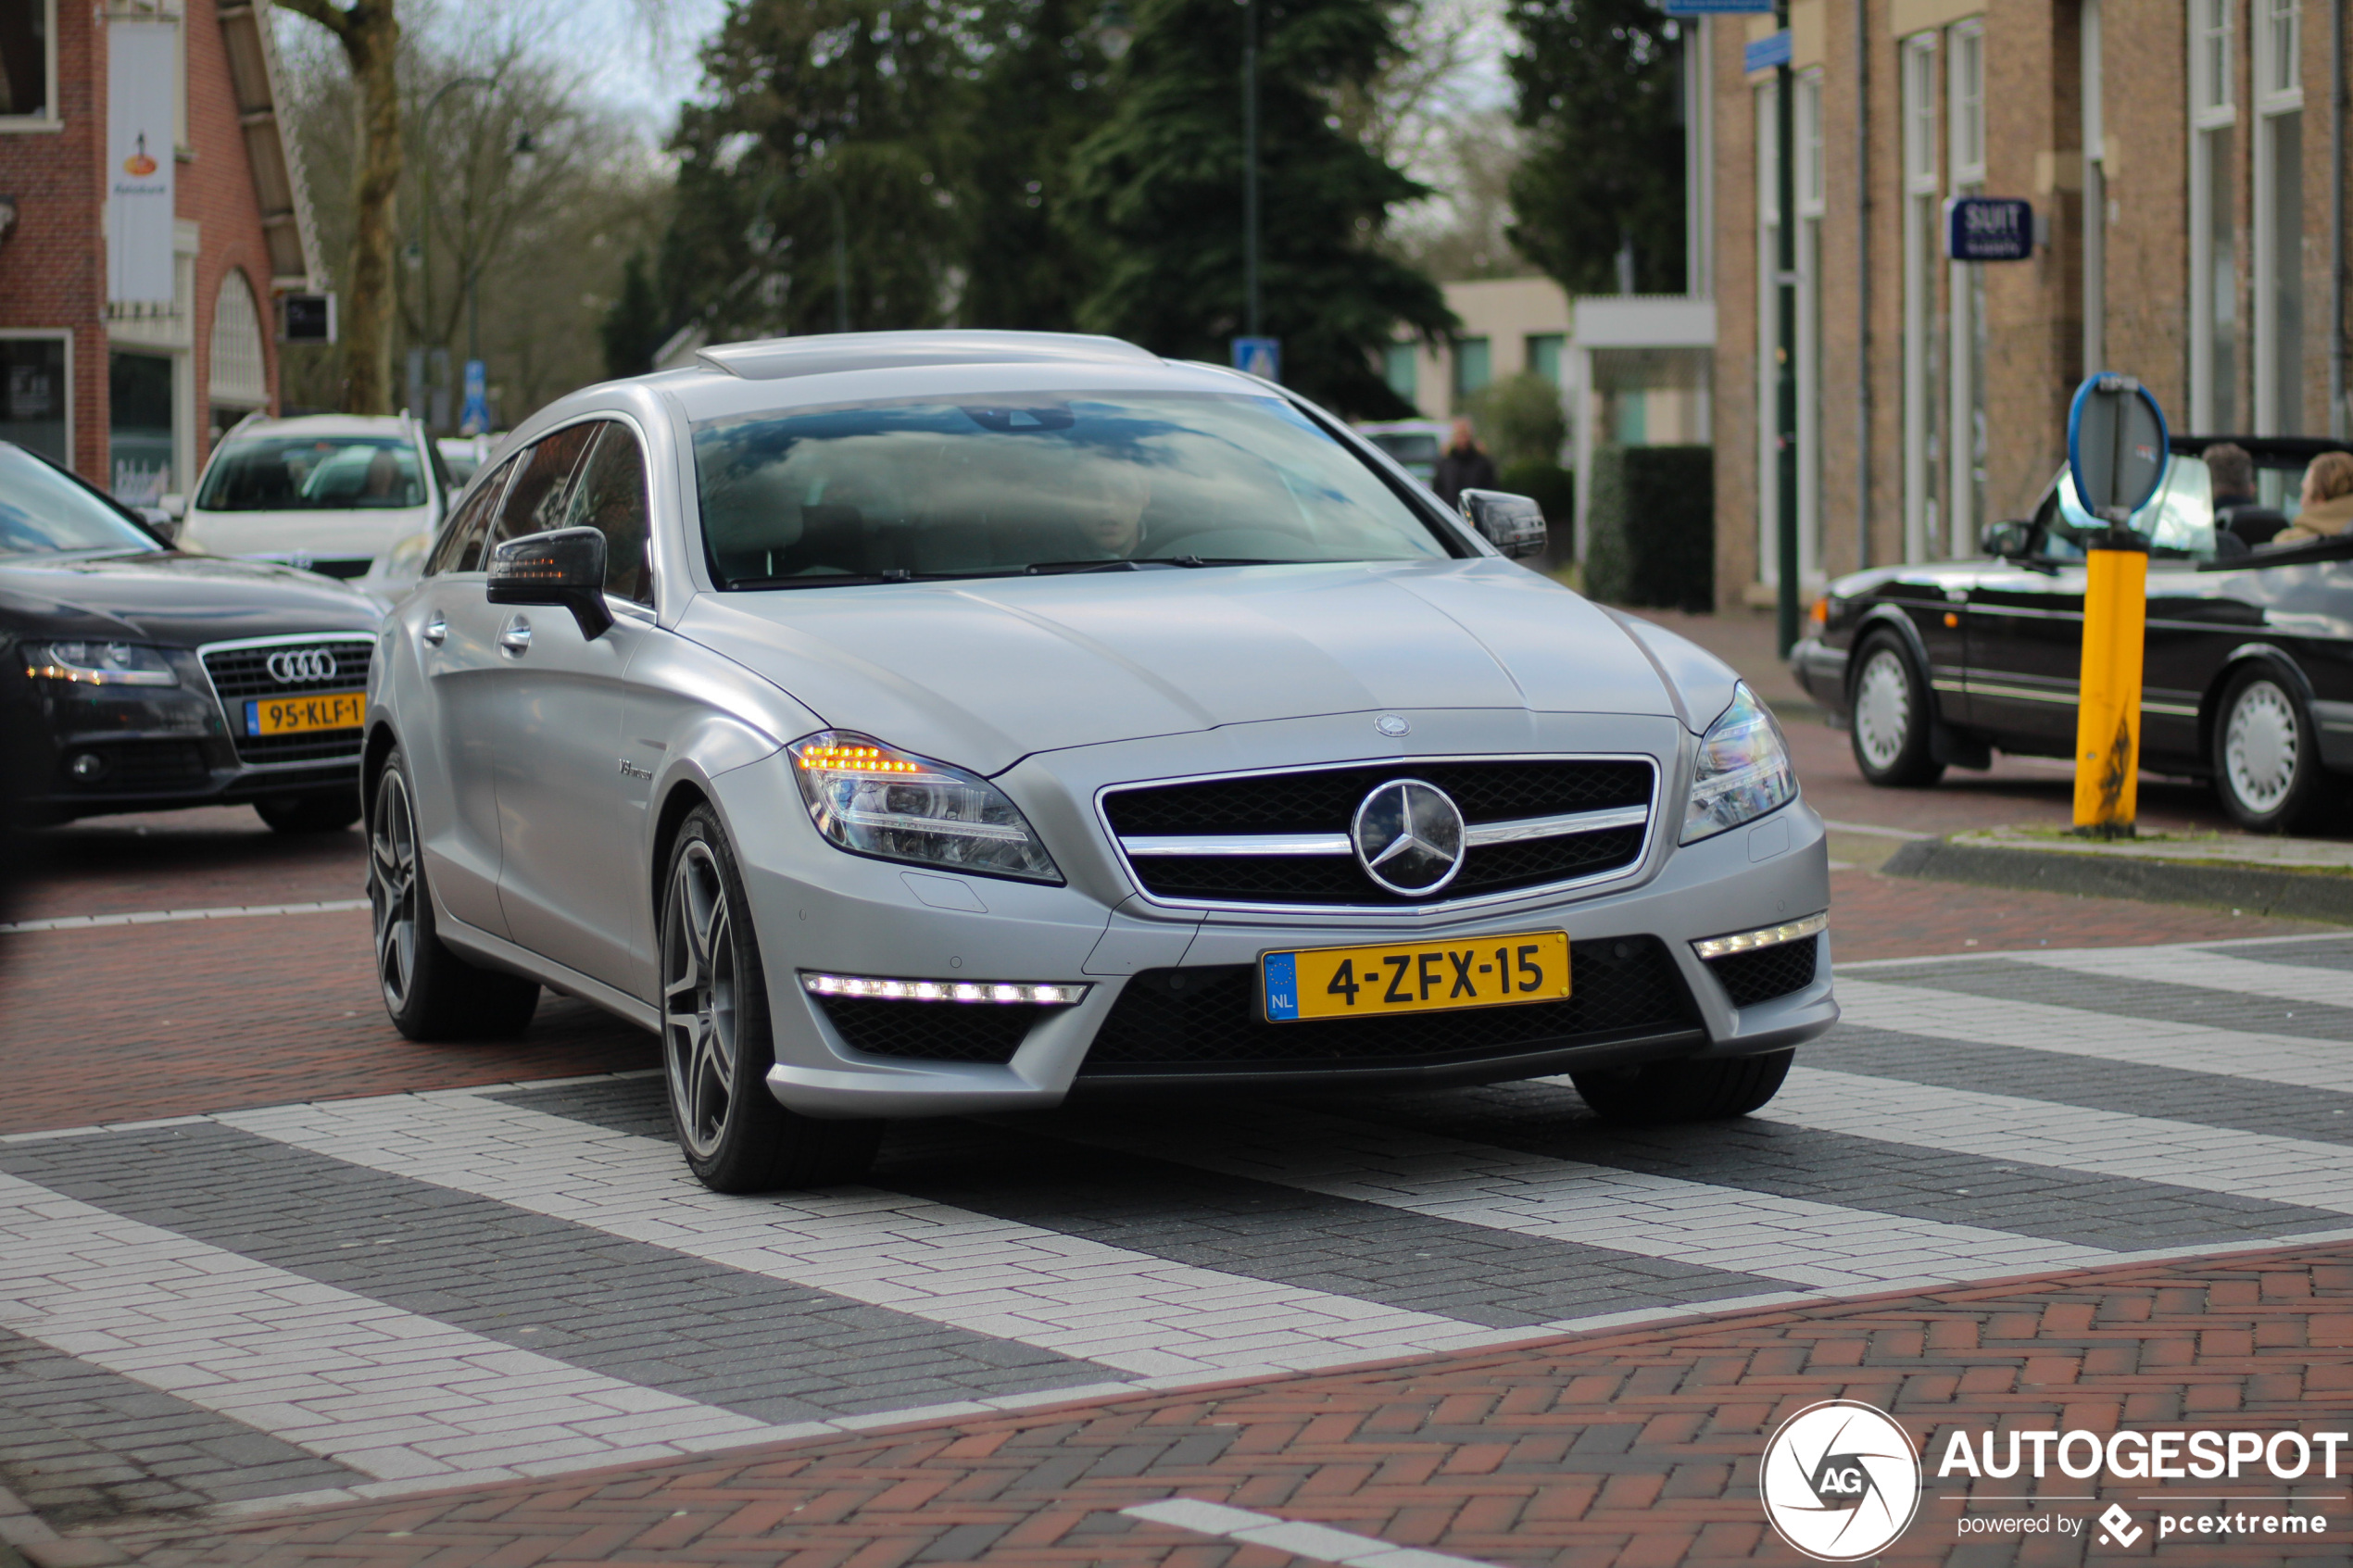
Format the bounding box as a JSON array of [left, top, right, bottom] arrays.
[[1241, 0, 1260, 339], [1773, 3, 1800, 657]]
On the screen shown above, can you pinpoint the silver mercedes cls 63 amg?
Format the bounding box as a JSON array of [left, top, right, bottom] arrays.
[[364, 331, 1835, 1192]]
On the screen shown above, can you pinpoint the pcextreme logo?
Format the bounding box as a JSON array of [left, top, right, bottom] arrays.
[[1759, 1400, 1922, 1561]]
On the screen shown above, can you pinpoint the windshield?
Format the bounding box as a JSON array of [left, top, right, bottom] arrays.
[[691, 392, 1454, 588], [2048, 455, 2216, 559], [1368, 433, 1440, 466], [195, 435, 426, 511], [0, 443, 160, 558]]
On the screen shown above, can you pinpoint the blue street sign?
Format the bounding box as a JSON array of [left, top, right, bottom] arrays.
[[1945, 196, 2035, 261], [1231, 337, 1280, 382], [459, 358, 489, 435], [1662, 0, 1775, 12], [1743, 30, 1792, 71]]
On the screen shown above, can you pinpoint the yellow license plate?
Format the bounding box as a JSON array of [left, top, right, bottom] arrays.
[[1261, 931, 1571, 1022], [246, 692, 365, 736]]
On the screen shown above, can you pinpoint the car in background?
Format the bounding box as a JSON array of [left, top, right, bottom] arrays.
[[173, 414, 450, 581], [1793, 434, 2353, 833], [438, 434, 500, 489], [364, 329, 1833, 1194], [0, 440, 383, 832], [1355, 419, 1449, 485]]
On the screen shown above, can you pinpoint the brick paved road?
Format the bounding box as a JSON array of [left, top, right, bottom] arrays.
[[9, 935, 2353, 1563]]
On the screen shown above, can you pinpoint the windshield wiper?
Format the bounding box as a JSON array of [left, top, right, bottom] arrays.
[[1137, 556, 1299, 568], [1023, 559, 1145, 575], [726, 570, 919, 590]]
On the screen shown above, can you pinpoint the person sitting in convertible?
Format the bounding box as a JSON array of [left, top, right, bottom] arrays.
[[2270, 452, 2353, 545]]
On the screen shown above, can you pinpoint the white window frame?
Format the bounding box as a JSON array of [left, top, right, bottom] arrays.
[[0, 327, 74, 464], [2252, 0, 2302, 432], [1755, 80, 1780, 587], [1902, 32, 1941, 563], [2189, 0, 2237, 431], [1794, 68, 1824, 588], [0, 0, 61, 132], [1947, 20, 1986, 557]]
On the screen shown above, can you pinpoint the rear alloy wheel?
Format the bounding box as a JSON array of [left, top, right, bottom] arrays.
[[2214, 665, 2326, 833], [256, 789, 362, 834], [1847, 635, 1945, 787], [1571, 1051, 1794, 1125], [661, 806, 881, 1194], [369, 752, 539, 1040]]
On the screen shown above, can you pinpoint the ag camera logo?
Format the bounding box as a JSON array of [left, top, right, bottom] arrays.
[[1760, 1400, 1921, 1561]]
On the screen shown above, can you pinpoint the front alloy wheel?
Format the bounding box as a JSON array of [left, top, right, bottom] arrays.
[[2216, 667, 2324, 833], [659, 806, 881, 1193]]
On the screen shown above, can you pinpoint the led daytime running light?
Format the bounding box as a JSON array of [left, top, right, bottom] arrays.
[[1692, 911, 1828, 961], [797, 745, 925, 775], [802, 972, 1088, 1006]]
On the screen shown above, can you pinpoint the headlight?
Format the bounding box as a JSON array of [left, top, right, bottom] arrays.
[[25, 641, 179, 686], [788, 731, 1062, 884], [1680, 684, 1795, 844]]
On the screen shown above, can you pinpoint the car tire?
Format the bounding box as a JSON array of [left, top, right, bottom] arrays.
[[1847, 634, 1945, 787], [2213, 664, 2327, 834], [661, 805, 883, 1194], [1570, 1050, 1794, 1125], [255, 789, 361, 834], [368, 750, 539, 1040]]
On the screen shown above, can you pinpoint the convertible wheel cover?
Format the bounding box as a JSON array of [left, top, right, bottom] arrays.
[[1853, 649, 1911, 770], [2225, 680, 2300, 815]]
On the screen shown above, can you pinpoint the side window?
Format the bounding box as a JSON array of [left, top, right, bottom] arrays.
[[490, 422, 600, 550], [560, 422, 655, 607], [425, 455, 517, 575]]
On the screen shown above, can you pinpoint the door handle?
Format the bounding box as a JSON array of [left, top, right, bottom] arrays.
[[421, 612, 447, 647], [497, 616, 532, 655]]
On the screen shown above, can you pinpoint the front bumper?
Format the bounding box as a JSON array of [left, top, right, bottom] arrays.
[[1791, 635, 1851, 719], [711, 731, 1836, 1120]]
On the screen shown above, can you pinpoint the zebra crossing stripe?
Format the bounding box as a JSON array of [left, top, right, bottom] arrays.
[[1017, 1106, 2117, 1289], [0, 1170, 788, 1489], [216, 1094, 1519, 1378], [1768, 1067, 2353, 1215], [1833, 979, 2353, 1093], [2016, 945, 2353, 1010]]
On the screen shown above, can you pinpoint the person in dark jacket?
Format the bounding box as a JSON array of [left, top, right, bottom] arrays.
[[1431, 419, 1497, 508]]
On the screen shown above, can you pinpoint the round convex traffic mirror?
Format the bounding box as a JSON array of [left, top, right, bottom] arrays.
[[2067, 373, 2169, 545]]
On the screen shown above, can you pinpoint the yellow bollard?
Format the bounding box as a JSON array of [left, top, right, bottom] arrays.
[[2071, 546, 2146, 834]]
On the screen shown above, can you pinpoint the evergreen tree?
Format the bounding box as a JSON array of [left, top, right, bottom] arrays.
[[1505, 0, 1686, 295], [1066, 0, 1453, 417], [958, 0, 1115, 330], [663, 0, 973, 340], [600, 252, 669, 379]]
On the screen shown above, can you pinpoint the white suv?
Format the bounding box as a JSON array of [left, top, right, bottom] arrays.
[[173, 414, 449, 581]]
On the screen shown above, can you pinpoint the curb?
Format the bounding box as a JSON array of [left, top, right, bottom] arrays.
[[1883, 835, 2353, 921]]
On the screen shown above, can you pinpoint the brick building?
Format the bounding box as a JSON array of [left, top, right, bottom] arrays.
[[1709, 0, 2351, 607], [0, 0, 316, 500]]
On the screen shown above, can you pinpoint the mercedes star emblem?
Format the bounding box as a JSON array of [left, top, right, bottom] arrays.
[[1351, 778, 1466, 897], [1375, 713, 1412, 737]]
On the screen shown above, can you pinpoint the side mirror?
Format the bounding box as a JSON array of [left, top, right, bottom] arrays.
[[1982, 520, 2032, 559], [1459, 488, 1547, 559], [157, 493, 185, 520], [488, 526, 612, 639]]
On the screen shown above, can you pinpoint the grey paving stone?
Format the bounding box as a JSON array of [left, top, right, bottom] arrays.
[[0, 1123, 1118, 1432], [503, 1078, 1787, 1329], [1864, 956, 2353, 1042], [0, 1325, 359, 1525], [1812, 1022, 2353, 1146], [1314, 1079, 2346, 1251]]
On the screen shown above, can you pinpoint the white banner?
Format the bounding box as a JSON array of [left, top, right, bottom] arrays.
[[107, 19, 176, 306]]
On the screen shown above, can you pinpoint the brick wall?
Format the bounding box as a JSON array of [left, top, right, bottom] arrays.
[[0, 0, 107, 484]]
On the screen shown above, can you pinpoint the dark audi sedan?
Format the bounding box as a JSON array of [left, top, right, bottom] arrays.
[[1793, 436, 2353, 833], [0, 441, 381, 830]]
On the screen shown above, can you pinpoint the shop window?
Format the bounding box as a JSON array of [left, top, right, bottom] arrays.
[[2191, 0, 2238, 432], [1, 335, 69, 463], [0, 0, 53, 124], [2254, 0, 2302, 433], [109, 351, 174, 505]]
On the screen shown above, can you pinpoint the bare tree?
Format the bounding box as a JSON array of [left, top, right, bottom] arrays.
[[274, 0, 402, 415]]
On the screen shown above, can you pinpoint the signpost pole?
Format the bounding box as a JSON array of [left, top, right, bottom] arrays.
[[2065, 373, 2168, 838], [1773, 4, 1801, 658]]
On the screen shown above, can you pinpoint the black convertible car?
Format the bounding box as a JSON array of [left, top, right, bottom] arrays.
[[0, 441, 382, 830], [1793, 435, 2353, 833]]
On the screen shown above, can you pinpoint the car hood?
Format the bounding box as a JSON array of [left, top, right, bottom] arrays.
[[0, 551, 384, 646], [679, 558, 1730, 774]]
